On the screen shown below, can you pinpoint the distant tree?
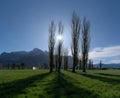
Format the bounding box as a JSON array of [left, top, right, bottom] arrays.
[[0, 64, 3, 69], [64, 49, 68, 70], [12, 63, 16, 69], [88, 59, 93, 69], [7, 65, 9, 69], [57, 21, 63, 73], [79, 59, 82, 70], [17, 64, 20, 70], [21, 63, 25, 69], [71, 11, 81, 72], [44, 63, 48, 69], [91, 61, 94, 69], [81, 17, 90, 72], [100, 60, 102, 70], [54, 48, 58, 71], [78, 56, 82, 70], [8, 63, 12, 69], [88, 59, 91, 69], [48, 21, 56, 72]]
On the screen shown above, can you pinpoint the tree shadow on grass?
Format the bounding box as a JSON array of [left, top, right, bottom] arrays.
[[95, 73, 120, 78], [45, 72, 99, 98], [80, 73, 120, 85], [0, 72, 50, 98]]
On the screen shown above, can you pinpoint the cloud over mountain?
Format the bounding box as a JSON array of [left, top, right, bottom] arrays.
[[89, 45, 120, 64]]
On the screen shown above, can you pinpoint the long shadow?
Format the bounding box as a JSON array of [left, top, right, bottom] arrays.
[[95, 73, 120, 77], [80, 73, 120, 85], [45, 72, 99, 98], [0, 72, 50, 98]]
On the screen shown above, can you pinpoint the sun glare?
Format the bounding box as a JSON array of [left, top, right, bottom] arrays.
[[57, 35, 63, 41]]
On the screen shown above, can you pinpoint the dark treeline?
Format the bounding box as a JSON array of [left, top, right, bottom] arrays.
[[0, 62, 50, 70]]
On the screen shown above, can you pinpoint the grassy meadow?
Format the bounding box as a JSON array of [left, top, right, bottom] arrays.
[[0, 69, 120, 98]]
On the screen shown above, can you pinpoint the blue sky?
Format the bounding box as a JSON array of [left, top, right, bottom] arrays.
[[0, 0, 120, 64]]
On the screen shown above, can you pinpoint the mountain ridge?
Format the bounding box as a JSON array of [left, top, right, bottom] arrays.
[[0, 48, 49, 68]]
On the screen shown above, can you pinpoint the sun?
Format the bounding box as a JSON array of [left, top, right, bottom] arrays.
[[57, 35, 63, 41]]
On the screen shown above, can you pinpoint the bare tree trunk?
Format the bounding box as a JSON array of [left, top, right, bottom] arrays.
[[72, 54, 76, 72], [100, 60, 102, 70], [50, 53, 54, 72], [64, 49, 68, 70], [54, 53, 58, 71], [48, 21, 56, 72], [78, 57, 82, 70], [57, 21, 63, 73], [71, 11, 81, 73], [81, 17, 90, 72]]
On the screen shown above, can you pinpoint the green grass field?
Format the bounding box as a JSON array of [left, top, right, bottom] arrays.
[[0, 69, 120, 98]]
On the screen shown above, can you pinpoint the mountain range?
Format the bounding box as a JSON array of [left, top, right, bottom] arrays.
[[0, 48, 72, 68], [94, 64, 120, 69], [0, 48, 49, 68], [0, 48, 120, 69]]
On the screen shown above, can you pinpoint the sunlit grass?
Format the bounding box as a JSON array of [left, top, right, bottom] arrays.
[[0, 69, 120, 98]]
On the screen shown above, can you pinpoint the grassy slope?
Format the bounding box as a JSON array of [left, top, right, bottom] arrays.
[[0, 69, 120, 98]]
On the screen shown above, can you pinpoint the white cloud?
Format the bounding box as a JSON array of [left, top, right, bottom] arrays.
[[92, 47, 103, 52], [89, 45, 120, 59], [68, 45, 120, 64], [110, 60, 120, 64]]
